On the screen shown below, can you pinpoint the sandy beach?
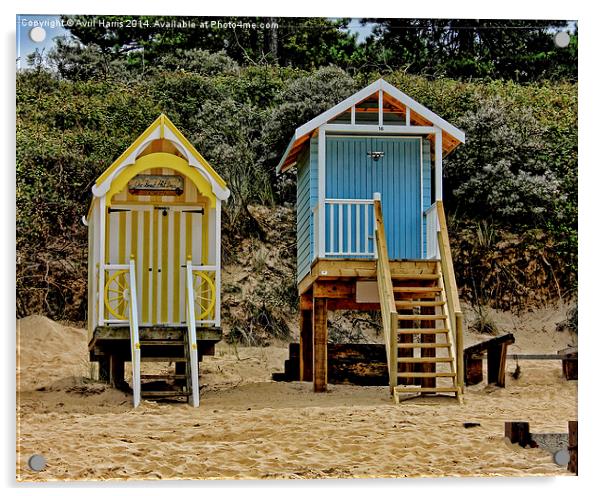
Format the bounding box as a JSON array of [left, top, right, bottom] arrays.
[[16, 311, 577, 481]]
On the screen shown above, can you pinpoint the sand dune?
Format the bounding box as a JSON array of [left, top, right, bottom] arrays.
[[16, 314, 577, 481]]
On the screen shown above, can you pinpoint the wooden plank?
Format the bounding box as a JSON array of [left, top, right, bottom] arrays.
[[395, 386, 458, 394], [398, 357, 452, 363], [421, 306, 437, 388], [568, 421, 578, 474], [312, 280, 355, 299], [398, 372, 455, 378], [299, 308, 313, 382], [507, 354, 576, 360], [398, 314, 446, 321], [395, 301, 445, 308], [505, 422, 533, 447], [393, 286, 442, 293], [487, 342, 509, 387], [464, 333, 516, 357], [313, 297, 328, 392], [398, 342, 449, 349], [109, 355, 125, 389], [465, 356, 483, 385], [398, 328, 448, 334]]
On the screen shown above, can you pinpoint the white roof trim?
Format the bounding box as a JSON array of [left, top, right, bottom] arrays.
[[293, 79, 384, 141], [92, 127, 230, 201], [277, 78, 465, 173], [379, 79, 465, 143]]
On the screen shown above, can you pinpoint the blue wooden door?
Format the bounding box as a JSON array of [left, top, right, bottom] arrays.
[[325, 136, 422, 259]]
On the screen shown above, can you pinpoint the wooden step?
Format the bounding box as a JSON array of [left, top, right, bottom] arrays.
[[395, 301, 445, 308], [140, 340, 184, 346], [397, 314, 447, 321], [393, 286, 442, 293], [141, 374, 187, 380], [397, 372, 456, 378], [397, 342, 450, 349], [141, 390, 191, 398], [391, 273, 439, 280], [394, 386, 459, 394], [397, 328, 449, 335], [141, 357, 188, 362], [398, 357, 453, 363]]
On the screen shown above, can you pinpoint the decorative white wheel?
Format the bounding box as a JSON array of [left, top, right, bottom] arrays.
[[192, 271, 216, 320], [104, 270, 130, 320]]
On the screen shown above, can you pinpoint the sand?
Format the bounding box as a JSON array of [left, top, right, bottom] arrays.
[[16, 312, 577, 481]]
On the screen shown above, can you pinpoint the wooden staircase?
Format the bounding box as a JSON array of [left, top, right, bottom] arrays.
[[374, 198, 464, 403], [391, 269, 462, 401], [138, 328, 196, 401]]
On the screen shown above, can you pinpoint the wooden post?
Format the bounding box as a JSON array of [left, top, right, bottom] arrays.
[[98, 356, 110, 383], [465, 355, 483, 385], [421, 306, 436, 388], [109, 354, 125, 389], [299, 308, 313, 382], [568, 420, 578, 474], [313, 297, 328, 392], [456, 313, 464, 392], [487, 342, 509, 387], [505, 421, 532, 448]]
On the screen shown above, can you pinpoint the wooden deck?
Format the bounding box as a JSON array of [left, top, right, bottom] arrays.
[[297, 257, 440, 392]]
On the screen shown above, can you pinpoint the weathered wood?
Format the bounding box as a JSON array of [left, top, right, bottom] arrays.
[[273, 343, 389, 386], [456, 313, 464, 392], [421, 306, 436, 388], [558, 348, 578, 380], [487, 341, 509, 387], [508, 354, 577, 360], [299, 308, 313, 382], [98, 356, 110, 383], [312, 280, 355, 299], [568, 420, 578, 474], [465, 356, 483, 385], [109, 355, 125, 389], [464, 333, 516, 357], [505, 422, 533, 448], [313, 297, 328, 392], [298, 258, 438, 296], [374, 197, 398, 391]]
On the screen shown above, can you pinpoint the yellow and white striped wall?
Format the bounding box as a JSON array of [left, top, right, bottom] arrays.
[[85, 115, 230, 339]]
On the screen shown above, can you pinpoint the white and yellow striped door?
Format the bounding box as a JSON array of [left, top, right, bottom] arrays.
[[105, 204, 204, 325]]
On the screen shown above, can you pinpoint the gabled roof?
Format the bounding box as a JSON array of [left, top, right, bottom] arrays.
[[276, 78, 465, 173], [92, 114, 230, 201]]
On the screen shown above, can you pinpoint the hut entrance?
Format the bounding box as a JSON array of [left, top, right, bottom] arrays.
[[104, 204, 212, 326]]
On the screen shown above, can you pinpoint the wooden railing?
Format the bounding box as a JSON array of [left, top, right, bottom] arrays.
[[186, 259, 201, 407], [434, 200, 464, 393], [425, 202, 439, 259], [374, 194, 398, 392], [127, 256, 141, 408], [324, 198, 375, 257]]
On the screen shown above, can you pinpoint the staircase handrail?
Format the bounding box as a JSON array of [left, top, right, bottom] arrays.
[[435, 200, 464, 392], [185, 258, 201, 407], [128, 256, 141, 407], [373, 193, 398, 391]]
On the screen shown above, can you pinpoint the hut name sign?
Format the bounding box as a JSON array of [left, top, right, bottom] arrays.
[[128, 175, 184, 196]]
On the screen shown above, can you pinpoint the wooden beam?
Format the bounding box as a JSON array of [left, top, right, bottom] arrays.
[[312, 280, 355, 299], [313, 297, 328, 392], [505, 422, 534, 448], [299, 308, 313, 382], [109, 355, 125, 389], [568, 421, 578, 474]]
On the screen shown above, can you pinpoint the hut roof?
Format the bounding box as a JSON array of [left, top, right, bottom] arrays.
[[92, 114, 230, 201], [276, 78, 465, 174]]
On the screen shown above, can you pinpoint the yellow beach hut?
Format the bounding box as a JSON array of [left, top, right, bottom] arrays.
[[84, 114, 230, 407]]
